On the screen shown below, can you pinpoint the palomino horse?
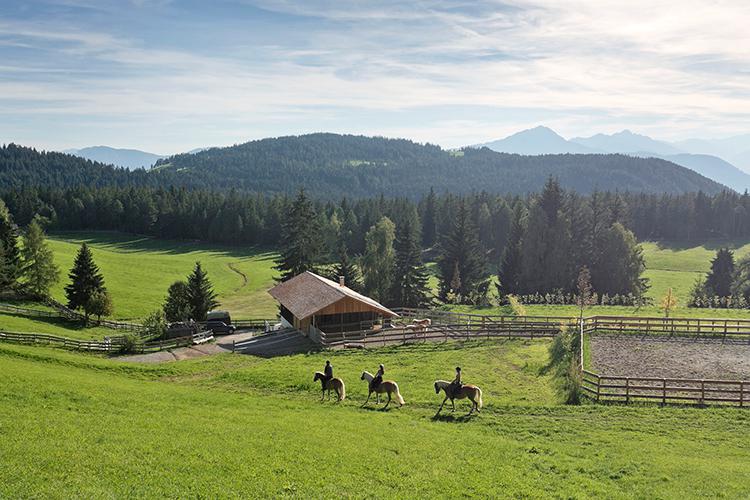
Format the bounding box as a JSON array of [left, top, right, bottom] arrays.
[[406, 318, 432, 333], [360, 371, 405, 409], [434, 380, 483, 415], [313, 372, 346, 401]]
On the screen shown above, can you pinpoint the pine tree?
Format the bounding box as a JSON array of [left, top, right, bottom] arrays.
[[705, 248, 734, 297], [186, 262, 218, 321], [498, 204, 524, 296], [391, 215, 431, 308], [421, 187, 437, 248], [163, 280, 192, 322], [275, 189, 322, 281], [437, 201, 488, 302], [0, 199, 21, 289], [361, 217, 396, 303], [20, 218, 59, 298], [331, 241, 362, 292], [64, 243, 106, 320]]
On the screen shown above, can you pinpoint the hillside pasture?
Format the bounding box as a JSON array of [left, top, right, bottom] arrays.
[[1, 341, 749, 498], [46, 231, 278, 321]]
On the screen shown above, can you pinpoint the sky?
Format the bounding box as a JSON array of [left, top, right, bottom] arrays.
[[1, 0, 749, 154]]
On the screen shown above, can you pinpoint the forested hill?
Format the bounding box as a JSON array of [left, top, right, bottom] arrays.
[[151, 133, 730, 195], [2, 134, 727, 196]]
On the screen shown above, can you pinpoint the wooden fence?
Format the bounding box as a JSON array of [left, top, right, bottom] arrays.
[[0, 329, 212, 354], [582, 370, 748, 407], [1, 302, 144, 332], [583, 316, 750, 340]]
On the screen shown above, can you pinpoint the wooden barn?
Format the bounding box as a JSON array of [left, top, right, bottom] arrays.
[[268, 271, 398, 338]]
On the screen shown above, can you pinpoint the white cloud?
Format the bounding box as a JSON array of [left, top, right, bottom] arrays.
[[1, 0, 749, 151]]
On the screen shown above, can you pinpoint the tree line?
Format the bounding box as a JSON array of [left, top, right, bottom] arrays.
[[11, 179, 750, 308], [688, 247, 750, 309]]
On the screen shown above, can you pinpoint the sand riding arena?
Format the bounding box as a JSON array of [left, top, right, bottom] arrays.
[[582, 317, 750, 407]]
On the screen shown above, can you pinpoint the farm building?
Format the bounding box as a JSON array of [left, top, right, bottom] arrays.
[[268, 271, 398, 338]]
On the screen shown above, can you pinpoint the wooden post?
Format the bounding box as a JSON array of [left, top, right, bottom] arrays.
[[700, 379, 705, 405], [625, 377, 630, 404], [662, 379, 667, 406], [232, 339, 235, 353], [740, 381, 745, 408], [596, 376, 600, 402]]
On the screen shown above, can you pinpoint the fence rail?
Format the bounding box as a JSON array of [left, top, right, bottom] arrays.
[[581, 370, 748, 407], [0, 329, 211, 354], [1, 301, 144, 332], [583, 316, 750, 340]]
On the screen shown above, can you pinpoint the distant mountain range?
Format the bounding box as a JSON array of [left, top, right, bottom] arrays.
[[63, 146, 210, 170], [2, 134, 726, 197], [474, 127, 750, 192]]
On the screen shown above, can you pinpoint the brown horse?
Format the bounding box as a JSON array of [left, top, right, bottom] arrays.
[[313, 372, 346, 401], [434, 380, 483, 415], [360, 371, 405, 409]]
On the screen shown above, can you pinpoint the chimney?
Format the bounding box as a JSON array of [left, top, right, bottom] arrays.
[[339, 276, 345, 287]]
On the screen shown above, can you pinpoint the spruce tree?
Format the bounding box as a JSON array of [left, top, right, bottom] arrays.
[[186, 262, 218, 321], [20, 218, 59, 298], [0, 199, 21, 289], [705, 248, 734, 297], [498, 204, 524, 296], [64, 243, 106, 320], [437, 201, 487, 303], [275, 189, 322, 281], [332, 241, 362, 292], [421, 187, 437, 248], [391, 215, 431, 308]]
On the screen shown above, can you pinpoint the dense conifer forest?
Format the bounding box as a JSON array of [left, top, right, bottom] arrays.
[[1, 133, 725, 197]]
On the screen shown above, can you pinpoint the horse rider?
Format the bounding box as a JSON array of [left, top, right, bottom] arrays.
[[323, 360, 333, 387], [370, 363, 384, 392], [448, 366, 462, 398]]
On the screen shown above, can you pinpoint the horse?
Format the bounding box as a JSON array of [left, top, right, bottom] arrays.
[[313, 372, 346, 401], [434, 380, 483, 415], [406, 318, 431, 332], [360, 371, 405, 409]]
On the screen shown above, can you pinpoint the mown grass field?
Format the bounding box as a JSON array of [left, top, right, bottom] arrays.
[[45, 231, 279, 321], [1, 340, 748, 498]]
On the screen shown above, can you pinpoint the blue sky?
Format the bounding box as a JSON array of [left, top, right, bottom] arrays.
[[1, 0, 749, 154]]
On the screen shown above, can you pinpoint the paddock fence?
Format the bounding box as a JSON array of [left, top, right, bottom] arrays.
[[1, 301, 145, 332], [579, 316, 750, 407], [0, 329, 212, 354]]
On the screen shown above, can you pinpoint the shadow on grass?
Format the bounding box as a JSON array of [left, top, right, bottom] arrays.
[[1, 311, 94, 333], [431, 412, 478, 423], [650, 238, 750, 252], [50, 230, 277, 259]]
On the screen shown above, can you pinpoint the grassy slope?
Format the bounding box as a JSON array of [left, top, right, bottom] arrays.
[[46, 231, 278, 321], [1, 341, 748, 498]]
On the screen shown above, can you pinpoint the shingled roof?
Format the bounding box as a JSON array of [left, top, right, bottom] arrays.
[[268, 271, 398, 320]]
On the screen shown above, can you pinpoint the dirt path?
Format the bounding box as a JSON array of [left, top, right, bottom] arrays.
[[118, 331, 259, 363], [227, 262, 248, 293], [590, 335, 750, 380]]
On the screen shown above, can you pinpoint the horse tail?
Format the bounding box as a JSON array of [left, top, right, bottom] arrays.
[[393, 383, 405, 405], [476, 387, 483, 409], [338, 379, 346, 401]]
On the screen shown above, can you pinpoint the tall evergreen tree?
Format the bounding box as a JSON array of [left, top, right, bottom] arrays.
[[331, 241, 362, 292], [20, 218, 59, 298], [391, 214, 432, 308], [421, 187, 437, 248], [64, 243, 106, 320], [361, 217, 396, 303], [186, 262, 218, 321], [705, 248, 734, 297], [438, 201, 488, 302], [498, 203, 524, 295], [0, 199, 21, 289], [275, 189, 322, 281]]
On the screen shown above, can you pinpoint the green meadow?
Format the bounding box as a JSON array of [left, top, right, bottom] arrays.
[[1, 340, 748, 498]]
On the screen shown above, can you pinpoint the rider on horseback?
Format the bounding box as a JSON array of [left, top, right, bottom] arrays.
[[370, 363, 384, 392], [323, 360, 333, 387], [448, 366, 462, 398]]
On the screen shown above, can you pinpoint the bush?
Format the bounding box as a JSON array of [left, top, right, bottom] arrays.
[[142, 310, 167, 340], [118, 334, 139, 355], [548, 325, 582, 405]]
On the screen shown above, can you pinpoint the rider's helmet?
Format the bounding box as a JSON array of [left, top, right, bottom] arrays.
[[456, 366, 461, 372]]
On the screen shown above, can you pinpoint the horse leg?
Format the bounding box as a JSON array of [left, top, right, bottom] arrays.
[[362, 391, 371, 407], [451, 398, 456, 412], [383, 392, 391, 410], [436, 396, 448, 415]]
